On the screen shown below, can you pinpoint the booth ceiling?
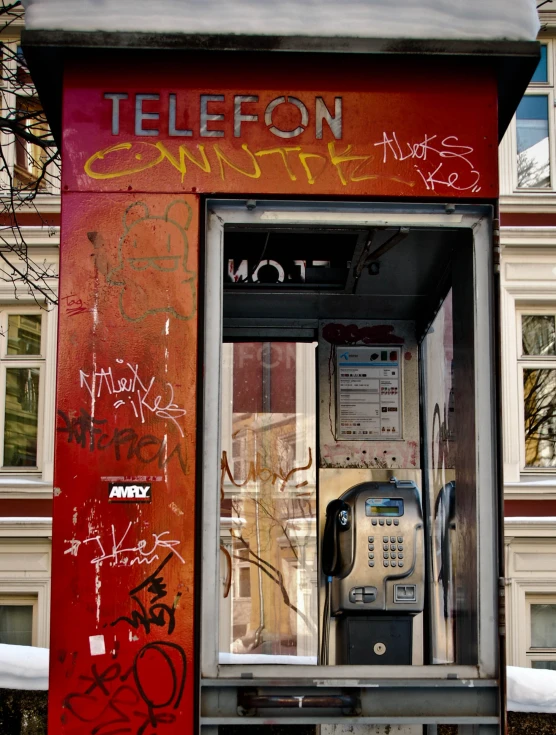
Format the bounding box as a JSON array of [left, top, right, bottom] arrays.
[[21, 0, 539, 41]]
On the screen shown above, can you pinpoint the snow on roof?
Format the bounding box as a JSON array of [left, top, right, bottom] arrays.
[[21, 0, 540, 43]]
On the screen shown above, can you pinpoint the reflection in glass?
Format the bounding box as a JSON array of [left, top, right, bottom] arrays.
[[7, 314, 41, 355], [3, 368, 39, 467], [532, 45, 548, 83], [522, 315, 556, 356], [219, 342, 317, 662], [422, 290, 456, 664], [524, 369, 556, 467], [0, 605, 33, 645], [531, 604, 556, 647], [517, 96, 550, 188]]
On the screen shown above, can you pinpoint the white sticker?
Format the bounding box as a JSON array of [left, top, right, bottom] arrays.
[[89, 634, 106, 656]]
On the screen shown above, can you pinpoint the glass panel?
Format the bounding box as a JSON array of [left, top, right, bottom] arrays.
[[517, 95, 550, 188], [532, 660, 556, 670], [524, 369, 556, 468], [532, 46, 548, 83], [0, 605, 33, 645], [531, 604, 556, 647], [422, 291, 456, 664], [3, 367, 39, 467], [522, 315, 556, 356], [7, 314, 41, 355], [219, 342, 317, 663]]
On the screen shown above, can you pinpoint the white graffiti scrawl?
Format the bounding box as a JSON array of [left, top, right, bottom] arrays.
[[79, 359, 186, 435]]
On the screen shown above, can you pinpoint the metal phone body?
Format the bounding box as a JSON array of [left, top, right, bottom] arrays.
[[330, 478, 424, 615]]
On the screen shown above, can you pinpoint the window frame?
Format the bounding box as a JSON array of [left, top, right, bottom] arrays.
[[516, 306, 556, 472], [0, 306, 46, 474], [526, 594, 556, 669], [201, 200, 497, 681]]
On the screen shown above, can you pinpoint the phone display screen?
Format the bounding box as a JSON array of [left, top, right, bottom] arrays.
[[365, 497, 404, 516]]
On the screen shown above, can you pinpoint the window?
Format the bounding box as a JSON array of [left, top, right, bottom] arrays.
[[0, 595, 37, 646], [13, 96, 50, 187], [526, 596, 556, 669], [517, 95, 551, 188], [518, 310, 556, 469], [0, 309, 45, 471], [506, 42, 556, 192]]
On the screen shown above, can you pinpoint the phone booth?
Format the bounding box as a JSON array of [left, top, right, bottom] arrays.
[[21, 9, 540, 735]]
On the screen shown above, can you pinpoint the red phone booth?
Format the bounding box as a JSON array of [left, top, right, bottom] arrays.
[[22, 7, 539, 733]]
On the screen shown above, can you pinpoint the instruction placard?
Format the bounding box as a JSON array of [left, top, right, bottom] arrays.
[[336, 346, 402, 440]]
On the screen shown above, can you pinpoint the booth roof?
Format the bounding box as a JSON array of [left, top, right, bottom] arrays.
[[21, 0, 539, 42]]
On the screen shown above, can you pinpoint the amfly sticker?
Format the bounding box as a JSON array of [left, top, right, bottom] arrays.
[[108, 482, 152, 502]]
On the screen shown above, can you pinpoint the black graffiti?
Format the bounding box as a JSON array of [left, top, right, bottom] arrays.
[[63, 641, 186, 735], [110, 553, 180, 635], [57, 408, 187, 475]]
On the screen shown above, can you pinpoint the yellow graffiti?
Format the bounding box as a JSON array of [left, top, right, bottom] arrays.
[[84, 140, 417, 188], [214, 143, 261, 180]]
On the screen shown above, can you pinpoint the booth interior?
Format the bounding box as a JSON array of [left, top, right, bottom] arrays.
[[213, 202, 486, 672]]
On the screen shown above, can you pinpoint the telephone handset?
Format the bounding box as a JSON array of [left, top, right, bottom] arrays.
[[322, 477, 424, 614], [322, 499, 351, 577]]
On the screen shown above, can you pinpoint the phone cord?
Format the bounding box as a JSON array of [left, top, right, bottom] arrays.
[[320, 576, 332, 665]]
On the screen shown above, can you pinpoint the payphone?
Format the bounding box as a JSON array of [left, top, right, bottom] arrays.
[[322, 477, 424, 664]]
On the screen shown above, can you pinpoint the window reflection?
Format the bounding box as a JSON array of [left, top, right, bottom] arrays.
[[517, 95, 550, 189], [524, 368, 556, 467], [522, 315, 556, 356], [219, 342, 318, 663]]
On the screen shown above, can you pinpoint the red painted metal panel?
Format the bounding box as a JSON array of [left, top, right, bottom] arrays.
[[62, 53, 499, 198], [49, 192, 198, 734]]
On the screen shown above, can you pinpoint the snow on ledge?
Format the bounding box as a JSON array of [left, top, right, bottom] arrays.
[[20, 0, 540, 43], [0, 644, 49, 691], [508, 666, 556, 713]]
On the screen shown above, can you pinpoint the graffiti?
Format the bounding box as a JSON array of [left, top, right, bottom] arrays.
[[322, 323, 404, 345], [64, 521, 185, 567], [221, 447, 312, 494], [104, 199, 196, 322], [79, 361, 187, 436], [57, 408, 188, 475], [374, 131, 481, 193], [83, 136, 482, 192], [61, 293, 89, 317], [63, 641, 186, 734], [110, 553, 181, 635]]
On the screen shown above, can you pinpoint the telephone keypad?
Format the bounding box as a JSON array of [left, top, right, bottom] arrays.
[[390, 544, 396, 550], [398, 536, 403, 543], [390, 553, 396, 559], [398, 545, 404, 551], [390, 536, 396, 543], [383, 552, 389, 559], [383, 561, 389, 567], [398, 553, 404, 559], [398, 562, 404, 568]]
